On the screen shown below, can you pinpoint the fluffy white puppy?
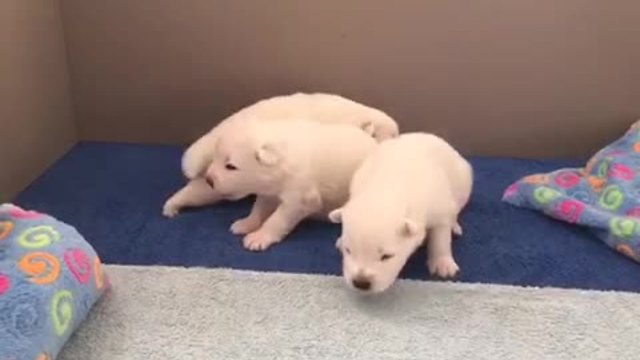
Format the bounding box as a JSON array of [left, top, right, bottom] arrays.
[[163, 92, 398, 217], [329, 133, 473, 293], [203, 117, 378, 251]]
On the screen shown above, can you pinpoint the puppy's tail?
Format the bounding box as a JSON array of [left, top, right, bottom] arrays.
[[361, 111, 399, 142], [182, 131, 217, 179]]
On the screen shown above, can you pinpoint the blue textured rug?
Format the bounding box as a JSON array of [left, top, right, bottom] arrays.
[[14, 142, 640, 292]]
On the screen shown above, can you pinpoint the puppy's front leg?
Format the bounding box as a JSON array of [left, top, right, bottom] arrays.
[[162, 178, 224, 218], [427, 225, 460, 279], [243, 193, 319, 251], [452, 221, 463, 237], [230, 195, 279, 235]]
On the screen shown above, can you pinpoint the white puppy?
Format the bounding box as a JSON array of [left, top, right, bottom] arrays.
[[329, 133, 473, 293], [163, 92, 398, 217], [203, 117, 378, 251]]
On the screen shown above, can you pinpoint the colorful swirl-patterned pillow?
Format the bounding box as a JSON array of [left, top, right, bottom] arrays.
[[0, 204, 109, 360], [503, 121, 640, 263]]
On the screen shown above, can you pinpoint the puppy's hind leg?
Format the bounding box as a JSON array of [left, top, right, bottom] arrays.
[[162, 178, 225, 218], [243, 191, 321, 251], [230, 195, 279, 235], [427, 225, 460, 279]]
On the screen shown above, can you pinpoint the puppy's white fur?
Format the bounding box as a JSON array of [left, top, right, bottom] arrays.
[[205, 117, 378, 251], [163, 92, 398, 217], [329, 133, 473, 293], [184, 92, 398, 179]]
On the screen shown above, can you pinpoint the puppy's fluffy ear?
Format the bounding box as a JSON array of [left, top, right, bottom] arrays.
[[360, 119, 376, 137], [182, 133, 217, 179], [255, 143, 281, 166], [328, 208, 343, 223], [400, 219, 420, 238]]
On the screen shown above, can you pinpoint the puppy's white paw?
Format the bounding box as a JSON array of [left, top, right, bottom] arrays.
[[243, 230, 279, 251], [230, 217, 261, 235], [453, 222, 463, 237], [428, 256, 460, 279], [162, 199, 181, 218]]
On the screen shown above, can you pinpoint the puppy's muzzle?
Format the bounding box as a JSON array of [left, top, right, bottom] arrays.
[[352, 277, 372, 291]]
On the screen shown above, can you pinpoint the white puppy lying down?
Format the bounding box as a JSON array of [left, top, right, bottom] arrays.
[[329, 133, 473, 293], [163, 92, 398, 217], [202, 117, 378, 251]]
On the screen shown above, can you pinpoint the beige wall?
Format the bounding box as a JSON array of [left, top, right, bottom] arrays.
[[0, 0, 76, 201], [60, 0, 640, 158], [8, 2, 639, 200]]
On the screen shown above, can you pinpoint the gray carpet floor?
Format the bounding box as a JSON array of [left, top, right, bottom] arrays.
[[59, 265, 640, 360]]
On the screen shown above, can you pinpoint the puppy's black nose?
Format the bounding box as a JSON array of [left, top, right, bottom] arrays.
[[205, 176, 214, 188], [352, 278, 371, 291]]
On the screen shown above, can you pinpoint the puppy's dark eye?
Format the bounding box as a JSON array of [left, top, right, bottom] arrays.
[[225, 163, 238, 171], [380, 254, 394, 261]]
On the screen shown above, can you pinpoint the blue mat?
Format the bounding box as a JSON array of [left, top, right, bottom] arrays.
[[15, 142, 640, 292]]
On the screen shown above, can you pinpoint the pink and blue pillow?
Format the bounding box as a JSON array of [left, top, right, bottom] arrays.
[[503, 122, 640, 263], [0, 204, 109, 360]]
